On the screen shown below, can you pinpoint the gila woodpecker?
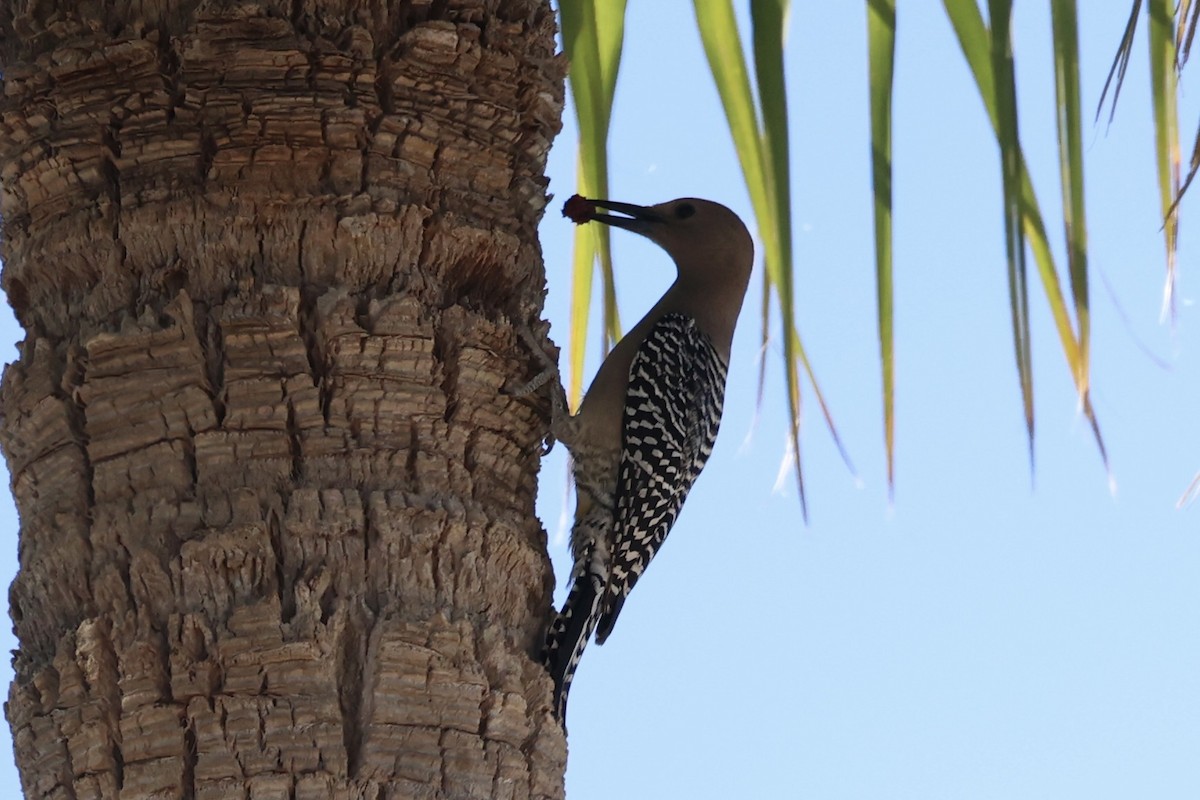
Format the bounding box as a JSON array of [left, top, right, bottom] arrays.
[[538, 195, 754, 725]]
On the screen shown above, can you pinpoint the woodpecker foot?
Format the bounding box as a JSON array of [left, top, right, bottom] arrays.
[[508, 321, 569, 455], [506, 367, 556, 398], [512, 321, 559, 373]]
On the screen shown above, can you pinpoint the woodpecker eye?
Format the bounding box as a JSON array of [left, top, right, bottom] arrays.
[[674, 203, 696, 219]]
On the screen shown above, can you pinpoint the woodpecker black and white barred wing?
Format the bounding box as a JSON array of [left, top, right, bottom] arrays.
[[595, 312, 728, 643]]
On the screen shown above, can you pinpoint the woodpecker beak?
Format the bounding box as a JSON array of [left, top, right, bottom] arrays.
[[587, 199, 665, 233]]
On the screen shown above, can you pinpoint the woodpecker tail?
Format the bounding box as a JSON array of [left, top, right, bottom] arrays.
[[543, 495, 617, 726], [594, 590, 628, 645], [543, 543, 604, 726]]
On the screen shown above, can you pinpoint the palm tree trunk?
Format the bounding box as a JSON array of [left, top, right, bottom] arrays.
[[0, 1, 567, 797]]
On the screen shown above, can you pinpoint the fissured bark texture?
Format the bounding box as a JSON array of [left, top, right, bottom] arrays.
[[0, 0, 567, 797]]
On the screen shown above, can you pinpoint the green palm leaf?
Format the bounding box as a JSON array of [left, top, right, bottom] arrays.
[[944, 0, 1107, 471], [559, 0, 628, 407], [1147, 0, 1180, 319], [694, 0, 852, 518], [867, 0, 896, 495]]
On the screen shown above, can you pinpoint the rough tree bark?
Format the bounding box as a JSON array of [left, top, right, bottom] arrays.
[[0, 0, 567, 797]]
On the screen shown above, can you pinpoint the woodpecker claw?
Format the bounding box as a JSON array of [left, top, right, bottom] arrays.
[[504, 369, 554, 398], [509, 321, 568, 456]]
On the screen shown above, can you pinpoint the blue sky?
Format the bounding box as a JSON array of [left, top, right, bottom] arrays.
[[536, 3, 1200, 799], [1, 3, 1198, 798]]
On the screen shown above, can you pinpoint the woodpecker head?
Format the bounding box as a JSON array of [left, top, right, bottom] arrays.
[[564, 195, 754, 285]]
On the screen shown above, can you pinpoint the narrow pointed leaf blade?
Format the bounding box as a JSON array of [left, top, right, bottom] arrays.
[[945, 0, 1087, 377], [1176, 0, 1196, 64], [944, 0, 995, 113], [592, 0, 628, 351], [1097, 1, 1142, 124], [944, 0, 1106, 469], [793, 328, 857, 479], [867, 0, 896, 494], [1051, 0, 1091, 383], [752, 0, 820, 507], [693, 0, 771, 235], [1173, 123, 1200, 211], [989, 0, 1035, 457], [697, 0, 852, 516], [560, 0, 628, 406], [567, 197, 596, 407], [751, 0, 794, 299], [1046, 2, 1108, 485], [694, 0, 808, 516], [1148, 0, 1180, 319]]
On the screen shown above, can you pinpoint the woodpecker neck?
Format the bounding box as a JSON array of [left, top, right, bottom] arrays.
[[659, 258, 751, 362]]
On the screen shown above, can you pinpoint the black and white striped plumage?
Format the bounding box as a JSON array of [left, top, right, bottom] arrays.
[[544, 313, 728, 722], [597, 313, 727, 640]]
